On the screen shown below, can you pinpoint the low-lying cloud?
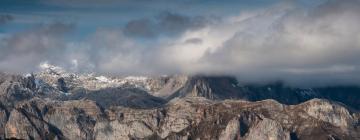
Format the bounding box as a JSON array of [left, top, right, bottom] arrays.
[[1, 0, 360, 87]]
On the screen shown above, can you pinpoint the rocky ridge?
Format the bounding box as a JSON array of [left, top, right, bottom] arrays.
[[0, 64, 359, 140], [1, 97, 359, 140], [30, 64, 360, 110]]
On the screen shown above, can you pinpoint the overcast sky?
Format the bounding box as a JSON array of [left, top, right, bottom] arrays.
[[1, 0, 360, 87]]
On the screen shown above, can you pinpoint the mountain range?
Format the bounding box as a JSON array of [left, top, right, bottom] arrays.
[[0, 64, 359, 140]]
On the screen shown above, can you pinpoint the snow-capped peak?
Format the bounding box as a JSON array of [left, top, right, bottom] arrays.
[[24, 73, 33, 78], [33, 63, 167, 93], [124, 76, 148, 81], [39, 62, 67, 75]]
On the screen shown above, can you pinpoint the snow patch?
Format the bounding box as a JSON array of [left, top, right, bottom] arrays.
[[124, 76, 148, 81], [63, 92, 72, 96], [24, 73, 33, 78], [39, 62, 66, 75], [96, 76, 111, 83]]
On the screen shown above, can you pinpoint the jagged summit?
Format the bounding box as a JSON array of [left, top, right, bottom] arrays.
[[35, 63, 154, 92], [39, 62, 68, 75]]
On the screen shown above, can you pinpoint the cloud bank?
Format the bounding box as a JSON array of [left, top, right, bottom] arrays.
[[1, 0, 360, 87]]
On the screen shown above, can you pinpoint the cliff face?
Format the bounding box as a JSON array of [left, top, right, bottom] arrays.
[[1, 97, 359, 140], [166, 76, 241, 100]]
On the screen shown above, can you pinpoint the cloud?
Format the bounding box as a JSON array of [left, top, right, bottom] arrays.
[[1, 0, 360, 87], [81, 29, 145, 74], [0, 14, 13, 25], [123, 12, 211, 38], [194, 0, 360, 86], [0, 22, 74, 73]]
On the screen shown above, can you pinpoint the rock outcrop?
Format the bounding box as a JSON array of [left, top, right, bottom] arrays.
[[1, 97, 359, 140]]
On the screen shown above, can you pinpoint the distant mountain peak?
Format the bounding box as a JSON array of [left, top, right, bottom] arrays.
[[39, 62, 66, 75]]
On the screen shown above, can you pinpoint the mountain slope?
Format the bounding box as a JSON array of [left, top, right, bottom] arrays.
[[1, 97, 359, 140], [61, 87, 166, 109]]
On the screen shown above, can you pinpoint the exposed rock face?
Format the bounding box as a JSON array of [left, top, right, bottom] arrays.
[[245, 118, 290, 140], [150, 75, 188, 98], [219, 117, 241, 140], [297, 99, 353, 128], [0, 72, 36, 108], [167, 76, 241, 100], [62, 87, 167, 109], [56, 77, 68, 93], [2, 97, 359, 140]]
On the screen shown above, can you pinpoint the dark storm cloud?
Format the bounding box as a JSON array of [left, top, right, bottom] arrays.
[[124, 18, 156, 38], [0, 14, 13, 25], [123, 12, 210, 38]]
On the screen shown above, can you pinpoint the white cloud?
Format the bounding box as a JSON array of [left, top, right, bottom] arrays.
[[152, 0, 360, 86]]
